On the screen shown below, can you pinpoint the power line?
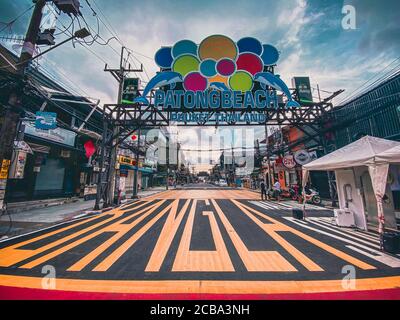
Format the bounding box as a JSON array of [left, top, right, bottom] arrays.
[[90, 0, 152, 81], [337, 56, 400, 105], [0, 4, 35, 34]]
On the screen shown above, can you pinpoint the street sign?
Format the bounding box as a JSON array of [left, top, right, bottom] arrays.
[[282, 155, 296, 169], [294, 149, 311, 165]]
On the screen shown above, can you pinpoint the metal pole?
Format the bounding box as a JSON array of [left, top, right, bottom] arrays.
[[94, 109, 108, 210], [132, 128, 141, 198], [166, 136, 169, 190], [106, 47, 125, 206]]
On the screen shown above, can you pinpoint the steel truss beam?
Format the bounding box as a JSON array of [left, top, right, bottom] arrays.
[[102, 100, 334, 128]]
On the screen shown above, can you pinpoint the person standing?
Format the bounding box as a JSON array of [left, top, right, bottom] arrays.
[[260, 180, 267, 201], [273, 180, 281, 201]]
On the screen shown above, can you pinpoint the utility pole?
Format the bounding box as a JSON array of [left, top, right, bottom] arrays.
[[0, 0, 46, 211], [97, 47, 142, 209]]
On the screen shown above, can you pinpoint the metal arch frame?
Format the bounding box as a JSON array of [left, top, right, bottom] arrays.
[[102, 100, 335, 128]]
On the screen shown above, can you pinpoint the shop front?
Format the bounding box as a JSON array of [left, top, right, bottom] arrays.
[[5, 122, 82, 202]]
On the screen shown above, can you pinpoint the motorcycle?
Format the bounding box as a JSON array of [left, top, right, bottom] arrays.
[[297, 188, 322, 205]]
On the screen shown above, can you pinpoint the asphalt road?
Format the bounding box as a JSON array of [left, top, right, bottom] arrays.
[[0, 187, 399, 299]]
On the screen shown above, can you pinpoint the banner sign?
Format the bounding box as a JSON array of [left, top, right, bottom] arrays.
[[132, 35, 300, 123], [35, 111, 57, 130], [24, 122, 76, 147], [122, 78, 140, 104]]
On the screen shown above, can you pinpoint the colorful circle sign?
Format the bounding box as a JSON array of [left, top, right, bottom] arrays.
[[172, 54, 200, 77], [261, 44, 279, 65], [208, 74, 228, 85], [183, 72, 208, 92], [236, 52, 263, 76], [229, 71, 253, 92], [216, 58, 236, 76], [199, 59, 217, 77], [154, 46, 173, 69], [155, 36, 284, 93], [237, 37, 263, 56], [198, 35, 238, 61], [172, 39, 198, 58]]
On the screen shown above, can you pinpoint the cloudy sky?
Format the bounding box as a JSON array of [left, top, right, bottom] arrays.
[[1, 0, 399, 169]]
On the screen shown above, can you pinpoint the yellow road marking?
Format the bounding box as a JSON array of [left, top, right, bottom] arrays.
[[232, 200, 375, 270], [0, 201, 152, 268], [19, 200, 165, 269], [172, 200, 234, 272], [0, 274, 399, 294], [92, 200, 177, 272], [67, 200, 167, 271], [211, 199, 297, 272], [232, 200, 323, 271], [145, 199, 191, 272]]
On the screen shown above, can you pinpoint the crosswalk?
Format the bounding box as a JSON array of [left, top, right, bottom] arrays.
[[283, 216, 400, 267], [249, 200, 332, 211]]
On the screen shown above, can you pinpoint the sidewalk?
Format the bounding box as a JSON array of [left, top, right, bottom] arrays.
[[0, 186, 167, 240]]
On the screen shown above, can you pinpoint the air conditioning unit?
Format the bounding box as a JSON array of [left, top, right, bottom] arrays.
[[334, 209, 355, 227], [53, 0, 80, 16]]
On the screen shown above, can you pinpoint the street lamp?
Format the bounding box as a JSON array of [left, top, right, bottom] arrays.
[[29, 28, 91, 62]]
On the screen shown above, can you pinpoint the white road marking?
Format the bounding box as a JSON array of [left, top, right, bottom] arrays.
[[346, 245, 400, 268], [284, 217, 400, 268], [311, 218, 380, 243], [307, 219, 381, 249]]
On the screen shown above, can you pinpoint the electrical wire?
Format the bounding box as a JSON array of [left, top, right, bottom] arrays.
[[337, 57, 400, 105], [0, 4, 35, 34]]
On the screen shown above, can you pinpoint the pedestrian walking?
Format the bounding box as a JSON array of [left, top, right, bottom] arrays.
[[260, 180, 267, 201]]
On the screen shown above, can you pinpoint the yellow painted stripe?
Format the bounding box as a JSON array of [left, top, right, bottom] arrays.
[[172, 201, 235, 272], [145, 199, 190, 272], [67, 200, 167, 271], [211, 199, 297, 272], [0, 274, 399, 294], [92, 200, 176, 272], [19, 200, 165, 269], [233, 200, 375, 270], [232, 200, 323, 271]]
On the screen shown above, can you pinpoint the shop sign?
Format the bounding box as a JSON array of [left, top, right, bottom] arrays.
[[120, 168, 128, 177], [8, 151, 27, 179], [282, 155, 296, 169], [294, 149, 311, 165], [60, 150, 71, 158], [118, 155, 135, 166], [0, 159, 11, 179], [24, 122, 76, 147], [35, 111, 57, 130]]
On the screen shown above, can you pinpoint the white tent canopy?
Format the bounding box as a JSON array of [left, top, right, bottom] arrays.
[[375, 145, 400, 164], [302, 136, 400, 234], [302, 136, 400, 173]]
